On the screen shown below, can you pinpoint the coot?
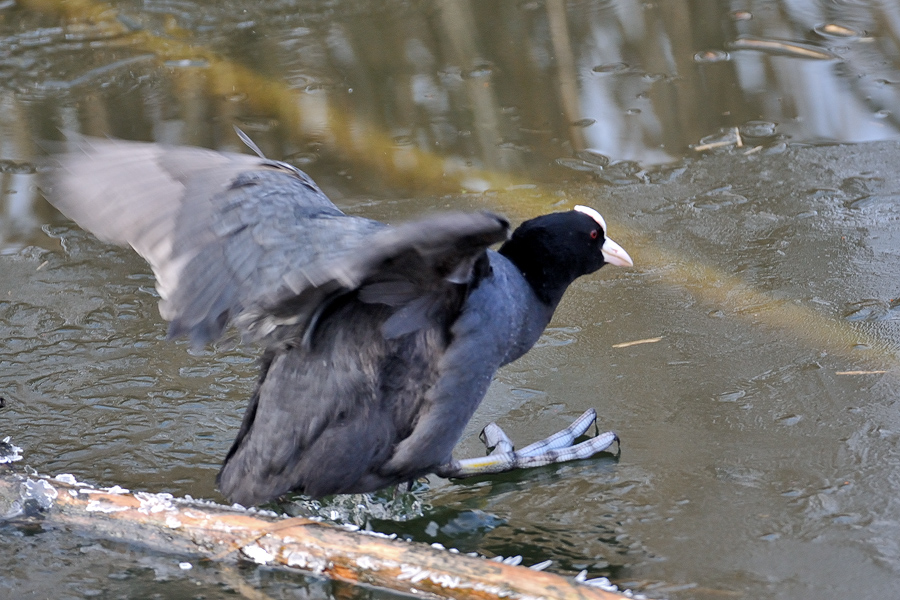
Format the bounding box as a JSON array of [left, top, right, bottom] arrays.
[[42, 133, 632, 506]]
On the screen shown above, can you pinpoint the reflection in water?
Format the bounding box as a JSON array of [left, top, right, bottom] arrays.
[[1, 1, 900, 239], [4, 1, 900, 599]]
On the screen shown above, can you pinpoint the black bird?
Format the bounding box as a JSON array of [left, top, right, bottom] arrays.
[[42, 133, 633, 506]]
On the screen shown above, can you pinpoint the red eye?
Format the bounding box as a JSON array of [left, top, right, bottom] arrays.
[[590, 229, 599, 240]]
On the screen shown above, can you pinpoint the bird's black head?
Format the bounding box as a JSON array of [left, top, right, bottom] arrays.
[[498, 205, 632, 307]]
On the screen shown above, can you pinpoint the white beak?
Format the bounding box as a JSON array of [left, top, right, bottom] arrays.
[[601, 237, 633, 267]]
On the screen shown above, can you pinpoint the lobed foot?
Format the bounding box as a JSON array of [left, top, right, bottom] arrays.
[[435, 408, 619, 479]]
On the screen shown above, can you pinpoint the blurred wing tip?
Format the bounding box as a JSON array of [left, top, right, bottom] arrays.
[[486, 210, 510, 228], [233, 126, 267, 159]]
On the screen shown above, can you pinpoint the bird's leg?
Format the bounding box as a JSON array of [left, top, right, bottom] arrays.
[[434, 409, 619, 479], [480, 421, 515, 454]]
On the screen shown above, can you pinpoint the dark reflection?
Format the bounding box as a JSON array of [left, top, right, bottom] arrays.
[[283, 454, 627, 574]]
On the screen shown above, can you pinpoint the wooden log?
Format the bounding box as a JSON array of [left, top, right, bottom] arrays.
[[0, 469, 637, 600]]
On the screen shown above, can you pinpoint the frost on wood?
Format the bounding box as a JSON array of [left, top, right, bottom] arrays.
[[0, 470, 639, 600]]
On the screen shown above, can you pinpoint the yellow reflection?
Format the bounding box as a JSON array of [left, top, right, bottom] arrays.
[[19, 0, 899, 370]]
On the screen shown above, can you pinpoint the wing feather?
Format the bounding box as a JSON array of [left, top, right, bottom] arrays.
[[42, 136, 509, 349]]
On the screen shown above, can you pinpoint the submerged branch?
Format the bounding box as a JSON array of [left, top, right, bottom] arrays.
[[0, 468, 636, 600]]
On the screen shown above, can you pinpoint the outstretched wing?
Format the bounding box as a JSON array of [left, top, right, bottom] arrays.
[[249, 210, 511, 344], [42, 136, 509, 347]]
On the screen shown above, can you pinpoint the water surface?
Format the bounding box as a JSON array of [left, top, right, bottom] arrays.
[[3, 1, 900, 598]]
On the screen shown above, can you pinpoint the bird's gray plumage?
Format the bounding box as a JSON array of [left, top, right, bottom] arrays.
[[43, 135, 550, 505], [42, 134, 631, 506], [216, 252, 554, 502], [44, 136, 507, 348]]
